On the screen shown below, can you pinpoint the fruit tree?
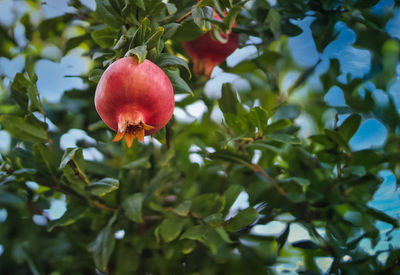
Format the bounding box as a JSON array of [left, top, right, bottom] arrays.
[[1, 0, 400, 274]]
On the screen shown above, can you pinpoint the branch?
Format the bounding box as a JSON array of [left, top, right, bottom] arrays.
[[176, 10, 193, 23], [252, 164, 286, 196]]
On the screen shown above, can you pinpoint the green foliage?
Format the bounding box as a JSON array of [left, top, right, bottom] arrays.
[[0, 0, 400, 274]]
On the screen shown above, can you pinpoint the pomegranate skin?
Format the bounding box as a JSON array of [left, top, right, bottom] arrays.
[[182, 27, 239, 78], [95, 57, 174, 146]]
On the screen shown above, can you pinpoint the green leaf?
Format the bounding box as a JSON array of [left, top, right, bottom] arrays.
[[264, 119, 292, 134], [0, 191, 25, 208], [91, 26, 119, 48], [208, 150, 252, 169], [89, 213, 117, 272], [88, 69, 104, 83], [173, 200, 192, 216], [163, 23, 180, 39], [266, 133, 301, 144], [248, 107, 269, 135], [223, 6, 241, 30], [278, 224, 290, 250], [131, 0, 145, 10], [180, 225, 208, 241], [215, 227, 233, 243], [146, 27, 164, 50], [191, 193, 225, 219], [59, 148, 90, 191], [157, 54, 191, 77], [224, 113, 249, 134], [86, 178, 119, 197], [125, 45, 147, 64], [364, 206, 398, 227], [11, 73, 42, 112], [64, 33, 91, 54], [267, 8, 281, 37], [32, 143, 57, 176], [164, 68, 193, 95], [337, 114, 362, 142], [164, 3, 177, 15], [0, 115, 48, 143], [122, 157, 151, 169], [218, 83, 239, 115], [192, 6, 213, 31], [324, 129, 350, 152], [159, 214, 186, 242], [223, 184, 244, 217], [136, 17, 151, 45], [47, 201, 88, 232], [122, 193, 143, 223], [224, 207, 259, 232], [282, 21, 303, 36], [95, 0, 124, 28]]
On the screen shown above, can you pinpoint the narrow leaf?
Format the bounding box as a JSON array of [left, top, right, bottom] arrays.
[[86, 178, 119, 197], [88, 213, 117, 272]]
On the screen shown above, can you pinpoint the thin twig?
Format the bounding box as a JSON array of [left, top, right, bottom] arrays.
[[176, 10, 193, 23], [252, 164, 286, 196]]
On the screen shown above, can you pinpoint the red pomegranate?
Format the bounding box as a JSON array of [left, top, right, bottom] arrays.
[[94, 57, 175, 147], [182, 15, 240, 78]]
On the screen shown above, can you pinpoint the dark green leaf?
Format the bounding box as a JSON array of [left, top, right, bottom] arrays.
[[191, 193, 225, 218], [59, 148, 90, 192], [192, 7, 213, 31], [91, 26, 119, 48], [159, 214, 186, 242], [89, 69, 104, 83], [122, 193, 143, 223], [47, 201, 88, 232], [248, 107, 269, 135], [95, 0, 124, 28], [88, 213, 117, 272], [0, 191, 24, 208], [146, 27, 164, 50], [278, 224, 290, 250], [218, 83, 239, 115], [223, 184, 244, 217], [173, 200, 191, 216], [32, 143, 57, 176], [163, 23, 180, 39], [337, 114, 362, 142], [224, 207, 259, 232], [122, 158, 151, 169], [157, 54, 191, 77], [0, 115, 48, 143], [264, 119, 292, 134], [86, 178, 119, 197], [291, 240, 319, 250], [180, 225, 208, 241], [208, 150, 252, 169], [223, 6, 241, 30], [125, 45, 147, 63], [164, 68, 193, 95], [266, 133, 301, 144]]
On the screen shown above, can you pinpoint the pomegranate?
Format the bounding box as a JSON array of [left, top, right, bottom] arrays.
[[182, 15, 240, 78], [94, 57, 175, 147]]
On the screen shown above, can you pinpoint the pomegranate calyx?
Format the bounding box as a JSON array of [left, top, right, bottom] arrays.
[[113, 120, 154, 148]]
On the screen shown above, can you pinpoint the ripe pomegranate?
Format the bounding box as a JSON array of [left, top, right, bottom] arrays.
[[182, 14, 240, 78], [94, 57, 174, 147]]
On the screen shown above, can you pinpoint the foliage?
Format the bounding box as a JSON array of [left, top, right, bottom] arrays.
[[0, 0, 400, 274]]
